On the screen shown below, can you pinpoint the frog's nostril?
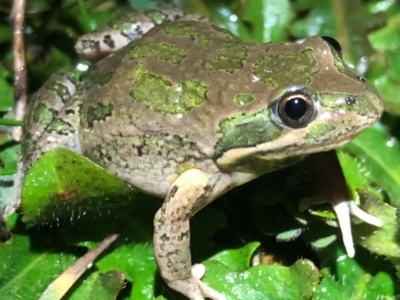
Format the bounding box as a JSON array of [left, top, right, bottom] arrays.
[[345, 96, 357, 106]]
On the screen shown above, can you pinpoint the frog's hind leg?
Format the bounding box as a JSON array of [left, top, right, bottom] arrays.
[[6, 72, 79, 216], [153, 168, 232, 300], [22, 72, 79, 168], [75, 8, 184, 61], [75, 8, 207, 62]]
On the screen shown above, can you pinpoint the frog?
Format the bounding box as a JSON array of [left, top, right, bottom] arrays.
[[15, 8, 384, 300]]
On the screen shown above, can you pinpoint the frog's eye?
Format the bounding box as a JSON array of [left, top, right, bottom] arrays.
[[277, 92, 316, 128], [321, 36, 342, 53]]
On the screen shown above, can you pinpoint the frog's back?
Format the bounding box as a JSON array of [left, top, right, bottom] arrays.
[[79, 20, 268, 195], [80, 21, 274, 149], [79, 20, 382, 196]]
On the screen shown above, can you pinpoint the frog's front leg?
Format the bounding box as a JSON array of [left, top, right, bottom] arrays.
[[154, 169, 232, 300]]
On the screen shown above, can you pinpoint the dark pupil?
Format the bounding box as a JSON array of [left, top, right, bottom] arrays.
[[285, 98, 307, 121]]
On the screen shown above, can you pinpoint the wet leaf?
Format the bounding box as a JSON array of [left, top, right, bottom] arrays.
[[343, 124, 400, 208], [0, 214, 79, 300], [21, 148, 135, 223], [203, 259, 319, 300]]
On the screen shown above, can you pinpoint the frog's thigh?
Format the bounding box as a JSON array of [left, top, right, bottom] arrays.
[[154, 168, 231, 300]]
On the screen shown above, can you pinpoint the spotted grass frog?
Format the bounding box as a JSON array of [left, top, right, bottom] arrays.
[[18, 8, 384, 300]]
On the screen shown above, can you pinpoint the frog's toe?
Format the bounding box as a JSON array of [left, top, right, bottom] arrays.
[[192, 264, 226, 300], [199, 280, 226, 300], [191, 263, 206, 279]]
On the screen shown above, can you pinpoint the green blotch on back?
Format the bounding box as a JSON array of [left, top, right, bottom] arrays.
[[214, 109, 283, 156], [129, 42, 186, 64], [21, 133, 36, 163], [202, 42, 247, 73], [130, 67, 207, 114], [139, 132, 184, 152], [233, 94, 254, 105], [46, 118, 75, 135], [33, 103, 55, 126], [253, 49, 317, 87], [21, 148, 135, 224], [86, 103, 114, 128], [43, 74, 75, 103], [164, 21, 209, 47]]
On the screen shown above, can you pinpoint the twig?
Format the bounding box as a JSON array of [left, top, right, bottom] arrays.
[[10, 0, 27, 142], [39, 232, 121, 300]]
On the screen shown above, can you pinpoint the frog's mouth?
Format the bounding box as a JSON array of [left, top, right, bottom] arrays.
[[256, 134, 354, 160], [260, 119, 377, 163], [216, 109, 379, 169], [254, 121, 369, 161]]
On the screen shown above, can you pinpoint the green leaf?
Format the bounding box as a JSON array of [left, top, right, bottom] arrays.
[[239, 0, 293, 42], [290, 0, 336, 39], [21, 148, 135, 223], [343, 124, 400, 208], [353, 191, 400, 257], [65, 271, 124, 300], [0, 142, 19, 176], [368, 14, 400, 52], [0, 142, 19, 209], [209, 241, 260, 271], [0, 214, 79, 299], [314, 242, 396, 299], [0, 64, 13, 111], [367, 13, 400, 115], [0, 119, 23, 126], [203, 259, 319, 300]]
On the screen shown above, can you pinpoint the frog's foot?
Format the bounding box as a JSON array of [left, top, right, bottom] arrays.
[[165, 264, 225, 300], [300, 198, 383, 257], [192, 264, 226, 300]]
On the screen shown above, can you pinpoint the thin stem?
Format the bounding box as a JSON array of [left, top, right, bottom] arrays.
[[10, 0, 27, 142]]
